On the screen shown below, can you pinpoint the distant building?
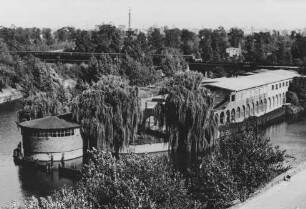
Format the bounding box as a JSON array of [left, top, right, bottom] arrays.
[[19, 116, 83, 162], [226, 47, 242, 58], [203, 70, 299, 125]]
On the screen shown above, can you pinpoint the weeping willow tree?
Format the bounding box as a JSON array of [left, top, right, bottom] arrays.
[[17, 90, 70, 123], [157, 71, 218, 156], [71, 75, 142, 155]]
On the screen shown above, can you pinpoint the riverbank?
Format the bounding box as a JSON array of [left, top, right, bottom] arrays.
[[0, 87, 22, 104], [228, 115, 306, 208]]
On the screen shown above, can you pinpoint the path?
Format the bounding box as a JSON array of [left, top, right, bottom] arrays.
[[238, 169, 306, 209]]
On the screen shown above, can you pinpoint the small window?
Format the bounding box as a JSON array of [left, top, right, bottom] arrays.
[[276, 84, 278, 90], [65, 130, 71, 136], [231, 95, 235, 102], [283, 82, 285, 87], [272, 85, 274, 90]]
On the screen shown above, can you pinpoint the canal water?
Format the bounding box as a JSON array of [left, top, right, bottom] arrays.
[[0, 101, 77, 207], [1, 101, 306, 206]]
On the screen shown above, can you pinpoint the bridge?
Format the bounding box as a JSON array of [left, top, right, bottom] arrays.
[[2, 51, 195, 64], [2, 51, 304, 75]]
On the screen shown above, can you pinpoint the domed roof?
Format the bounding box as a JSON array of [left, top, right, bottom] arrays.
[[19, 116, 81, 130]]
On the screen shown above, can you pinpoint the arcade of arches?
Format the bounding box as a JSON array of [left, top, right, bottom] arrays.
[[216, 93, 285, 125]]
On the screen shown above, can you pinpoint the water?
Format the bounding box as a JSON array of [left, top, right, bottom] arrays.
[[0, 101, 77, 207], [1, 101, 306, 207], [263, 118, 306, 167]]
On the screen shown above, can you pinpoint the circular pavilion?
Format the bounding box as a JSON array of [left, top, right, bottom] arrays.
[[19, 116, 83, 162]]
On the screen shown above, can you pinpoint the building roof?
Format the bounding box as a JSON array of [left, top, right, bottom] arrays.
[[19, 116, 81, 130], [203, 70, 299, 92]]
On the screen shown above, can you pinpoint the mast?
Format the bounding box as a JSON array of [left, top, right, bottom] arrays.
[[128, 9, 131, 30]]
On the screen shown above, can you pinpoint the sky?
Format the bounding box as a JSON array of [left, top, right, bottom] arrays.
[[0, 0, 306, 31]]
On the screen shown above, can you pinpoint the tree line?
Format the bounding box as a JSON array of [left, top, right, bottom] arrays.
[[1, 25, 306, 65]]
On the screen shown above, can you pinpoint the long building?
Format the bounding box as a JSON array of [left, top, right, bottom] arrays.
[[203, 70, 299, 125]]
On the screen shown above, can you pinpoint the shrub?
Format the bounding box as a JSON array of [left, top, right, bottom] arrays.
[[218, 129, 287, 199], [286, 91, 300, 106], [81, 150, 194, 209]]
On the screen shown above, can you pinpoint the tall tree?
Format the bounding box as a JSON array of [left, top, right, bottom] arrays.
[[180, 29, 200, 56], [164, 27, 182, 49], [228, 27, 244, 48], [158, 72, 218, 155], [42, 28, 54, 45], [147, 27, 164, 53], [71, 75, 142, 154], [91, 24, 124, 53]]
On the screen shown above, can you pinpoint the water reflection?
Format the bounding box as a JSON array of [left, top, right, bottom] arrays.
[[261, 117, 306, 167], [18, 167, 76, 198], [0, 101, 79, 207]]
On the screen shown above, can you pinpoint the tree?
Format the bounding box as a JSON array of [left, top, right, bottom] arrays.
[[42, 28, 54, 45], [17, 91, 70, 123], [147, 27, 164, 53], [159, 48, 187, 77], [158, 72, 218, 155], [91, 24, 124, 53], [228, 27, 244, 48], [164, 27, 182, 49], [121, 56, 160, 86], [218, 129, 286, 198], [73, 29, 95, 52], [79, 55, 120, 84], [180, 29, 200, 56], [54, 27, 70, 42], [71, 75, 142, 154], [199, 29, 214, 61]]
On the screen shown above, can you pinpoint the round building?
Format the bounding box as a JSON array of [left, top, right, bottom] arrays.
[[19, 116, 83, 162]]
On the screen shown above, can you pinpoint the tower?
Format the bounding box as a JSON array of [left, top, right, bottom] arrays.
[[127, 9, 134, 37], [128, 9, 131, 30]]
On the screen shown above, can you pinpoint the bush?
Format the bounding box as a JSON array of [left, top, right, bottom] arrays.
[[10, 129, 287, 209], [288, 77, 306, 108], [189, 153, 240, 209], [81, 150, 195, 209], [217, 129, 286, 199], [286, 91, 300, 106]]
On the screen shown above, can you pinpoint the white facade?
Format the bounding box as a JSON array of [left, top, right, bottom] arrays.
[[226, 47, 242, 57], [204, 70, 299, 125]]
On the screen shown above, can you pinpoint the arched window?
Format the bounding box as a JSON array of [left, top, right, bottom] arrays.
[[252, 103, 255, 116], [220, 112, 225, 125], [246, 104, 250, 117], [231, 108, 236, 122], [237, 107, 241, 119], [264, 98, 267, 112], [226, 110, 230, 123], [268, 98, 271, 109]]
